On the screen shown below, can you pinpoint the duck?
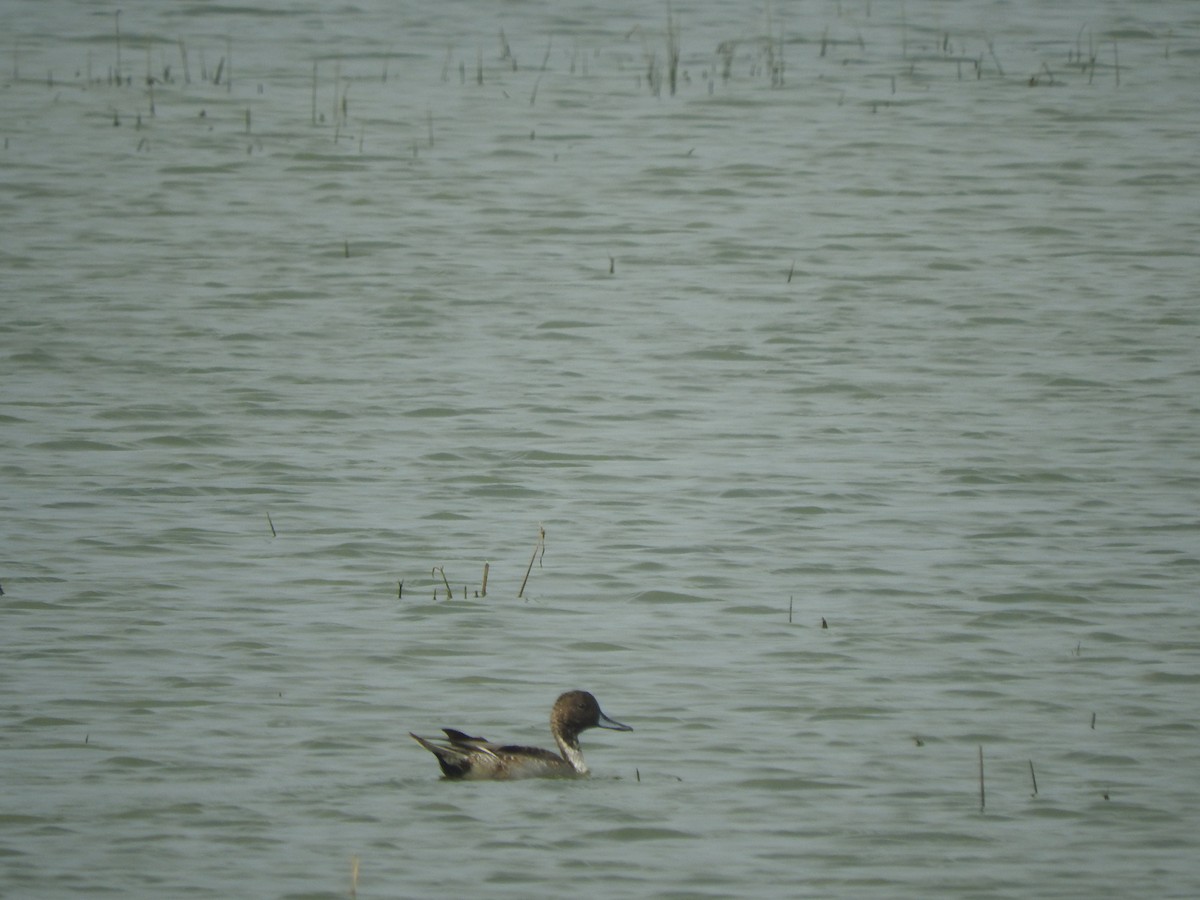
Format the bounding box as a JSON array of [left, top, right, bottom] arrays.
[[410, 690, 632, 780]]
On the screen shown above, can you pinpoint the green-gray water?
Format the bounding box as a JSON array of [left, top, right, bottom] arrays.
[[4, 1, 1199, 897]]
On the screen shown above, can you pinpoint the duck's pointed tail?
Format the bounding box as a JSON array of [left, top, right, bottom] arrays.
[[410, 732, 473, 779]]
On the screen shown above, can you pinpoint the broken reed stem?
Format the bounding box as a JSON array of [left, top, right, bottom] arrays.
[[350, 854, 359, 898], [788, 595, 793, 623], [517, 525, 546, 598], [978, 745, 986, 811], [481, 562, 489, 597], [787, 260, 795, 283], [311, 60, 318, 126], [1029, 759, 1039, 796], [266, 512, 276, 537], [432, 566, 452, 599]]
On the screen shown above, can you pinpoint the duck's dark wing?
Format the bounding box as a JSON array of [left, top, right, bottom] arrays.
[[442, 728, 489, 745]]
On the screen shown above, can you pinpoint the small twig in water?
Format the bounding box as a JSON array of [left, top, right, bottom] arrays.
[[517, 525, 546, 598], [978, 745, 986, 811], [266, 512, 276, 537], [1029, 759, 1039, 797], [481, 562, 489, 597], [433, 566, 453, 599]]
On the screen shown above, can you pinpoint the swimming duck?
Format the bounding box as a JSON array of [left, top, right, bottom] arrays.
[[410, 690, 632, 780]]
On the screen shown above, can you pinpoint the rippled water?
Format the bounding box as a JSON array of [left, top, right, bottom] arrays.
[[4, 1, 1200, 897]]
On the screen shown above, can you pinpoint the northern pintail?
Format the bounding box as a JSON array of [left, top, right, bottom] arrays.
[[410, 690, 632, 780]]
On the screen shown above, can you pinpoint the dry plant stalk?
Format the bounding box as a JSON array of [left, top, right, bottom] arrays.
[[517, 525, 546, 598]]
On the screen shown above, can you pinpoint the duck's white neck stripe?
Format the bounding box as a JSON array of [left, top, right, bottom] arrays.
[[560, 742, 589, 775]]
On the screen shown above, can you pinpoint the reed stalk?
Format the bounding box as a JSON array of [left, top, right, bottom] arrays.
[[178, 39, 191, 84], [666, 2, 680, 96], [517, 526, 546, 598], [433, 566, 452, 599], [266, 512, 276, 537], [978, 745, 985, 811], [481, 562, 489, 597], [1029, 759, 1038, 796]]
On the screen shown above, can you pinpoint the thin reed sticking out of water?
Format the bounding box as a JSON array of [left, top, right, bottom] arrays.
[[666, 2, 681, 97], [266, 512, 276, 537], [481, 562, 489, 598], [978, 745, 986, 811], [1029, 759, 1039, 797], [433, 566, 453, 599], [177, 39, 191, 85], [517, 525, 546, 598]]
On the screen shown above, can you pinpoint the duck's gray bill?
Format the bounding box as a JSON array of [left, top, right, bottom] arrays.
[[597, 710, 633, 731]]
